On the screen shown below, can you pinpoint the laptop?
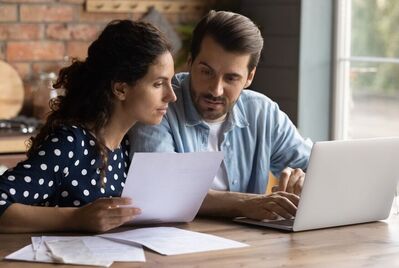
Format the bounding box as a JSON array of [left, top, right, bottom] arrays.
[[234, 137, 399, 232]]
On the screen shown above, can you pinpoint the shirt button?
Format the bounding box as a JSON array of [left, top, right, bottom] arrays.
[[232, 180, 238, 185]]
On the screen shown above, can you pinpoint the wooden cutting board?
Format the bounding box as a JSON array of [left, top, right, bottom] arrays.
[[0, 61, 24, 119]]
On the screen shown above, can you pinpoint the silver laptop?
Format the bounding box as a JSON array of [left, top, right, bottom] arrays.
[[234, 137, 399, 231]]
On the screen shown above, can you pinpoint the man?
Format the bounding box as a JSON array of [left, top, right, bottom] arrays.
[[129, 10, 312, 220]]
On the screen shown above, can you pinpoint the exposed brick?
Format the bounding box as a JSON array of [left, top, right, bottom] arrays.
[[78, 9, 138, 23], [20, 5, 75, 22], [66, 41, 90, 60], [0, 24, 43, 40], [7, 41, 65, 61], [10, 62, 32, 81], [32, 61, 66, 75], [46, 23, 101, 41], [0, 5, 18, 22]]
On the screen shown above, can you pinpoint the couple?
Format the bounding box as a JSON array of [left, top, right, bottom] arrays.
[[0, 10, 311, 233]]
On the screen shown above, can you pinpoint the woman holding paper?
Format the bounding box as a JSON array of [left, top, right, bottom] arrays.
[[0, 20, 176, 233]]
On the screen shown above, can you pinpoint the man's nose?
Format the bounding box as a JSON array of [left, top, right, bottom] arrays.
[[209, 78, 224, 97]]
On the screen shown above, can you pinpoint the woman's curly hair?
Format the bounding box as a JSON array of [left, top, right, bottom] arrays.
[[27, 20, 171, 181]]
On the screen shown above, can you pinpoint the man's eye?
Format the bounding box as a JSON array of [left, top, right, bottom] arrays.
[[201, 69, 212, 76]]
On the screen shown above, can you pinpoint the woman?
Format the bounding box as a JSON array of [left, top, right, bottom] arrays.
[[0, 20, 176, 233]]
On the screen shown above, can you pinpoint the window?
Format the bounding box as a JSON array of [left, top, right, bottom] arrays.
[[333, 0, 399, 139]]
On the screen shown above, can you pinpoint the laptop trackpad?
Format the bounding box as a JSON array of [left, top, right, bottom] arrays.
[[233, 217, 295, 231]]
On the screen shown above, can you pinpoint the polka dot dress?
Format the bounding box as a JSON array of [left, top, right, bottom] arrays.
[[0, 125, 130, 216]]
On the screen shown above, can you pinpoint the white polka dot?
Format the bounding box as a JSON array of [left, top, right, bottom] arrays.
[[96, 169, 100, 174], [118, 162, 121, 169], [121, 182, 125, 187], [51, 137, 59, 142], [43, 194, 48, 199], [68, 151, 74, 158], [81, 169, 87, 176], [82, 129, 86, 135], [113, 154, 117, 161], [81, 140, 85, 147], [100, 188, 105, 194], [123, 172, 127, 178], [40, 164, 47, 170], [108, 165, 112, 171], [90, 159, 96, 165], [110, 185, 115, 191], [114, 174, 118, 180], [91, 179, 96, 185], [38, 150, 45, 156], [9, 188, 16, 195], [7, 175, 15, 181], [73, 200, 80, 206], [74, 160, 80, 166], [125, 151, 128, 156], [120, 152, 123, 158], [63, 167, 69, 175], [71, 180, 78, 186], [54, 149, 61, 156], [23, 164, 31, 169], [34, 193, 39, 199], [54, 165, 59, 172], [83, 190, 89, 196], [0, 200, 6, 205], [72, 125, 77, 128], [124, 162, 127, 167], [89, 140, 95, 146], [48, 180, 54, 187], [84, 149, 88, 155], [1, 193, 8, 199], [104, 177, 107, 183], [23, 191, 29, 197], [61, 191, 68, 197], [38, 178, 44, 185], [24, 176, 32, 183], [67, 136, 74, 142]]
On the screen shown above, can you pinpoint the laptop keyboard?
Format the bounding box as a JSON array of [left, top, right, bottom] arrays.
[[262, 218, 294, 226]]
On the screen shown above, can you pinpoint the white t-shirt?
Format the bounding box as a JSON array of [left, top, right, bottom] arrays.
[[204, 120, 229, 191]]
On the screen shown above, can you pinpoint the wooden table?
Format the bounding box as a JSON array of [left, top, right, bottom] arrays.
[[1, 214, 399, 268]]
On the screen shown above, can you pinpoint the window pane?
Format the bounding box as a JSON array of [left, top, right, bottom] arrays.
[[352, 0, 399, 58], [347, 62, 399, 138]]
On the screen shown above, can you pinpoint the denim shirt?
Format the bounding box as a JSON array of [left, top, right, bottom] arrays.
[[129, 72, 312, 194]]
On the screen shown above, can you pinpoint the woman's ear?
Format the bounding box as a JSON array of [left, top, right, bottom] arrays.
[[112, 82, 128, 100]]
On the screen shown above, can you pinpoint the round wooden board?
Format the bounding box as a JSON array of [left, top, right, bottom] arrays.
[[0, 61, 24, 119]]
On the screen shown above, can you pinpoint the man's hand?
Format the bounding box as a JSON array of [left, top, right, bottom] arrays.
[[73, 197, 141, 233], [239, 191, 299, 220], [272, 167, 305, 195]]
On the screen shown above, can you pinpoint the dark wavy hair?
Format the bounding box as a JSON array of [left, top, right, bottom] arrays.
[[190, 10, 263, 71], [27, 20, 171, 180]]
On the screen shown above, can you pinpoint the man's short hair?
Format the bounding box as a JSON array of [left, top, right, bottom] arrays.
[[190, 10, 264, 71]]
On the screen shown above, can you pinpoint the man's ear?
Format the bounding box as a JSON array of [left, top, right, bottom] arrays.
[[187, 55, 193, 68], [244, 67, 257, 88], [112, 82, 128, 100]]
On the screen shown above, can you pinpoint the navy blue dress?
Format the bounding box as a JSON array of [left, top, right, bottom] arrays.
[[0, 125, 130, 217]]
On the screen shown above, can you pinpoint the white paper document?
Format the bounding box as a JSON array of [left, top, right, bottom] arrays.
[[123, 152, 224, 224], [100, 227, 248, 255], [5, 236, 145, 266]]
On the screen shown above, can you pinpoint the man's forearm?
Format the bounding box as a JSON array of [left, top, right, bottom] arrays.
[[198, 190, 257, 218], [0, 204, 78, 233]]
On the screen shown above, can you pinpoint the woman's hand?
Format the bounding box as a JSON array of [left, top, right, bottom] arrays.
[[73, 197, 141, 233]]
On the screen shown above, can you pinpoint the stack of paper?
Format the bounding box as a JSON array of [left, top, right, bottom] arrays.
[[5, 236, 145, 267], [5, 227, 248, 266], [99, 227, 248, 255]]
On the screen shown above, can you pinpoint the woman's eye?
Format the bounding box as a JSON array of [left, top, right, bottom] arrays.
[[201, 69, 212, 76], [154, 82, 163, 88]]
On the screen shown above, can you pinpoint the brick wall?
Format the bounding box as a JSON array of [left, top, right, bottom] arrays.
[[0, 0, 205, 116]]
